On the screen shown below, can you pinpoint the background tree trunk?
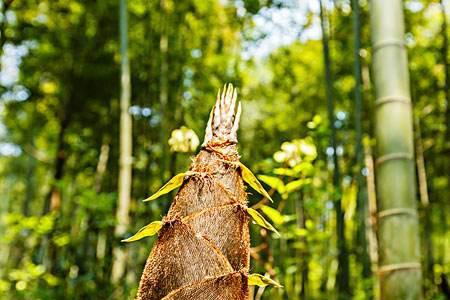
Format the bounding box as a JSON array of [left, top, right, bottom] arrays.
[[296, 190, 308, 299], [112, 0, 133, 284], [440, 0, 449, 142], [159, 0, 169, 182], [369, 0, 422, 298], [351, 0, 372, 283], [415, 117, 434, 292], [318, 0, 350, 297]]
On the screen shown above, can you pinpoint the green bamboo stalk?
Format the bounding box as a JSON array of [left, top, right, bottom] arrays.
[[440, 0, 449, 141], [112, 0, 133, 284], [318, 1, 350, 297], [351, 0, 372, 283], [159, 0, 170, 181], [369, 0, 422, 298]]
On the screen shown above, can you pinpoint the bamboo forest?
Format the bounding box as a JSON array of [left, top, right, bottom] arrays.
[[0, 0, 449, 299]]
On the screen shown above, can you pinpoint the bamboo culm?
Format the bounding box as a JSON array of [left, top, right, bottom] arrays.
[[369, 0, 422, 298]]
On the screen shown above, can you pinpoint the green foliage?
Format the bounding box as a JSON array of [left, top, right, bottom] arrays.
[[0, 0, 448, 299]]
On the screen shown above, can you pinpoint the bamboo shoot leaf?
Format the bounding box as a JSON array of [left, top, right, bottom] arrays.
[[143, 173, 186, 202], [121, 221, 163, 243], [247, 207, 280, 236], [248, 273, 282, 288], [239, 163, 273, 202]]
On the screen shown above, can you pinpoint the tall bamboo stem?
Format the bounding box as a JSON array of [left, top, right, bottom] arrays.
[[351, 0, 371, 281], [318, 1, 349, 296], [369, 0, 422, 298], [112, 0, 133, 284]]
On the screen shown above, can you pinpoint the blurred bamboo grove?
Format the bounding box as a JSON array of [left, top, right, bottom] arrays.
[[0, 0, 449, 299]]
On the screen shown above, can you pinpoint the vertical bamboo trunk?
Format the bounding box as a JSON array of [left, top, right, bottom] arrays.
[[440, 0, 449, 141], [112, 0, 133, 283], [318, 0, 350, 297], [364, 142, 379, 278], [414, 117, 434, 289], [95, 142, 111, 193], [80, 141, 110, 275], [136, 85, 250, 300], [44, 115, 70, 213], [40, 113, 70, 273], [440, 1, 450, 232], [369, 0, 422, 298], [296, 190, 308, 299], [351, 0, 372, 281], [159, 0, 170, 179], [413, 114, 429, 209], [23, 154, 35, 216]]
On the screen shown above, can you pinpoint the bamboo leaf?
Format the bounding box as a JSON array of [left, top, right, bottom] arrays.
[[143, 173, 186, 202], [121, 221, 163, 243], [285, 179, 305, 194], [247, 207, 280, 236], [292, 161, 314, 175], [273, 167, 297, 177], [260, 205, 284, 225], [248, 273, 282, 288], [258, 175, 285, 194], [239, 163, 273, 202]]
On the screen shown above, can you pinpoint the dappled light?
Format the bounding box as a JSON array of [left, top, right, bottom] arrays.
[[0, 0, 449, 299]]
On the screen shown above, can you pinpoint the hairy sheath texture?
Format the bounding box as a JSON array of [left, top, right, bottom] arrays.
[[136, 84, 250, 300]]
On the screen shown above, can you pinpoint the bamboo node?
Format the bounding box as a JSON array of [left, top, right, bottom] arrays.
[[377, 262, 421, 276], [376, 152, 413, 165], [203, 144, 240, 161], [375, 95, 411, 106], [378, 208, 417, 219], [373, 38, 406, 52], [216, 157, 240, 167], [186, 171, 213, 177]]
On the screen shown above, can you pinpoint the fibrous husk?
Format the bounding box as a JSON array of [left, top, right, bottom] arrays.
[[161, 271, 248, 300], [167, 151, 247, 219], [183, 204, 250, 271], [136, 220, 233, 300]]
